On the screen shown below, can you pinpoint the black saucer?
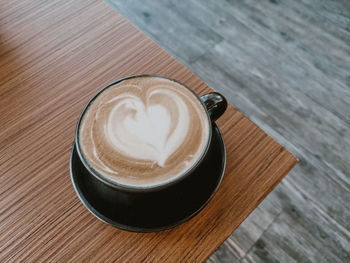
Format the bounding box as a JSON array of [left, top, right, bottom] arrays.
[[70, 124, 226, 232]]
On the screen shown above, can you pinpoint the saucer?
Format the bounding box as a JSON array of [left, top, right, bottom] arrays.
[[70, 124, 226, 232]]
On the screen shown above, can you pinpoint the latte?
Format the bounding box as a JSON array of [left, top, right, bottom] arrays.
[[78, 76, 210, 187]]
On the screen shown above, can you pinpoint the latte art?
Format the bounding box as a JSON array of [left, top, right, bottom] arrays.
[[78, 76, 210, 187], [107, 89, 190, 167]]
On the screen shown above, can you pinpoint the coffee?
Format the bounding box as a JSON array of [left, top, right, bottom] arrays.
[[78, 76, 210, 187]]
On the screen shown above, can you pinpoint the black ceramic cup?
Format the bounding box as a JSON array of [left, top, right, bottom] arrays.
[[72, 75, 227, 231]]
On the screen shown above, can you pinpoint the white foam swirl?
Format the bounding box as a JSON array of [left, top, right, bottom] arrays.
[[105, 88, 189, 167]]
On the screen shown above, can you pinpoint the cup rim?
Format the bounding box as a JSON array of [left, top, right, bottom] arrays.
[[75, 74, 213, 192]]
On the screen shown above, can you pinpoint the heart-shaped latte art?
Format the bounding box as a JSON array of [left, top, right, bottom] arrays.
[[106, 89, 190, 166]]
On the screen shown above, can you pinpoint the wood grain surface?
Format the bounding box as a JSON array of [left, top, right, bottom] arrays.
[[0, 0, 297, 262]]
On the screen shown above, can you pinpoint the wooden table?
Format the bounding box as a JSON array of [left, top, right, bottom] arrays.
[[0, 0, 297, 262]]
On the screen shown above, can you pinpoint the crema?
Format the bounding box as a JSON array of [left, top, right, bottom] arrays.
[[78, 76, 210, 187]]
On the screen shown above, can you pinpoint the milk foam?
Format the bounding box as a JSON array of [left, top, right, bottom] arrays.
[[106, 89, 190, 167], [78, 76, 210, 187]]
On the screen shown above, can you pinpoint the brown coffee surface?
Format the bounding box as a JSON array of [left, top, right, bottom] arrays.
[[78, 76, 210, 187]]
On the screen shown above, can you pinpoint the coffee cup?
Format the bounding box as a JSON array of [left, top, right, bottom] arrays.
[[75, 75, 227, 192], [72, 75, 227, 231]]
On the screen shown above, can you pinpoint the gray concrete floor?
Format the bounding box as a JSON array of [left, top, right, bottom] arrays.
[[107, 0, 350, 262]]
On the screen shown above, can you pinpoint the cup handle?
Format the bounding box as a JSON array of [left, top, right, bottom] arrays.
[[200, 92, 228, 122]]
